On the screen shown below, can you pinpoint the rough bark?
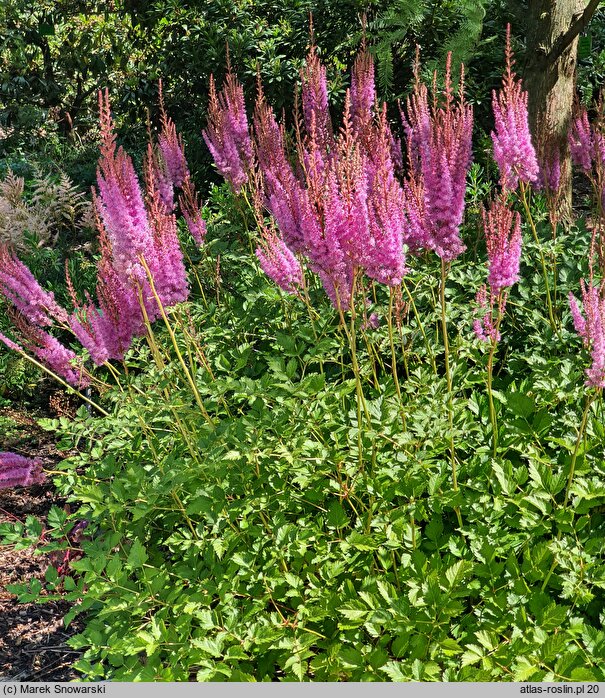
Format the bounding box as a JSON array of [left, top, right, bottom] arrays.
[[524, 0, 591, 220]]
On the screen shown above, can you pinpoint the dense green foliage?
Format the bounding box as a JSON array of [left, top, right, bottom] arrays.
[[4, 179, 605, 681], [3, 1, 605, 683]]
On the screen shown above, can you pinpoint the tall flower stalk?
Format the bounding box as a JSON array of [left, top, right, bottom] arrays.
[[474, 198, 522, 455], [401, 51, 473, 524], [490, 26, 556, 334]]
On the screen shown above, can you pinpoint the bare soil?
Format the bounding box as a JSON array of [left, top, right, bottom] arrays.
[[0, 399, 83, 682]]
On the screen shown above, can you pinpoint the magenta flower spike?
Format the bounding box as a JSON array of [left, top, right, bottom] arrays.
[[569, 106, 594, 175], [569, 280, 605, 389], [149, 145, 175, 211], [6, 308, 89, 387], [301, 46, 333, 152], [473, 198, 522, 345], [491, 25, 539, 192], [365, 107, 407, 285], [0, 245, 68, 327], [350, 49, 376, 135], [483, 198, 522, 294], [179, 177, 207, 247], [402, 52, 473, 261], [157, 80, 190, 190], [96, 90, 155, 280], [255, 230, 303, 295], [203, 72, 253, 192], [0, 452, 45, 490], [473, 285, 502, 343], [540, 147, 562, 195], [254, 91, 310, 254]]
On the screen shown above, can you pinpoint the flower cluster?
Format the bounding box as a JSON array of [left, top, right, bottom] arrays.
[[206, 48, 418, 307], [0, 244, 89, 387], [0, 88, 201, 382], [68, 90, 190, 366], [483, 198, 522, 294], [0, 452, 45, 491], [491, 25, 539, 192], [473, 198, 522, 343], [473, 284, 502, 343], [569, 106, 597, 175], [203, 72, 253, 192], [569, 280, 605, 389], [0, 245, 68, 327], [401, 52, 474, 261]]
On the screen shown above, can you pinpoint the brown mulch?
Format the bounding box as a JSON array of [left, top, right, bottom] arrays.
[[0, 396, 84, 682]]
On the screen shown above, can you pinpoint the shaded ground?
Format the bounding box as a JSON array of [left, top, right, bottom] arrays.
[[0, 398, 83, 682]]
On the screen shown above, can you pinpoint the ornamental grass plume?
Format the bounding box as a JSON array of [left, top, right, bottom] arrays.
[[0, 452, 45, 490], [491, 25, 539, 192], [402, 51, 473, 261], [569, 280, 605, 389], [203, 71, 253, 192]]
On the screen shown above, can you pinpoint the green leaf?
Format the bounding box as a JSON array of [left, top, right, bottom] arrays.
[[346, 531, 378, 550], [127, 540, 148, 568], [327, 501, 349, 529]]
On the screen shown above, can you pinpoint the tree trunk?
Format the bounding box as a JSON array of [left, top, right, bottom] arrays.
[[524, 0, 586, 220]]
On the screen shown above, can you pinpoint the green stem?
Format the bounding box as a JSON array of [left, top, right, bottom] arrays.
[[139, 256, 215, 427], [564, 392, 595, 508], [487, 292, 505, 457], [402, 277, 437, 374], [440, 259, 462, 528], [7, 345, 108, 417], [388, 287, 406, 429], [336, 274, 370, 472], [519, 181, 559, 335]]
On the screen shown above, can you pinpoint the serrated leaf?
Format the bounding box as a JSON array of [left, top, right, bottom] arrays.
[[127, 540, 148, 568]]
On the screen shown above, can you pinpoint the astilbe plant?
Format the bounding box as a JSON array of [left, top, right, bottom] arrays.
[[252, 190, 303, 296], [490, 26, 556, 333], [568, 102, 605, 271], [156, 80, 190, 192], [300, 45, 333, 154], [0, 89, 203, 391], [401, 51, 473, 262], [473, 198, 522, 454], [203, 71, 254, 193], [569, 280, 605, 390], [0, 244, 90, 387], [0, 452, 45, 490], [569, 105, 598, 176], [242, 48, 408, 309], [490, 25, 539, 193], [68, 91, 190, 367]]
